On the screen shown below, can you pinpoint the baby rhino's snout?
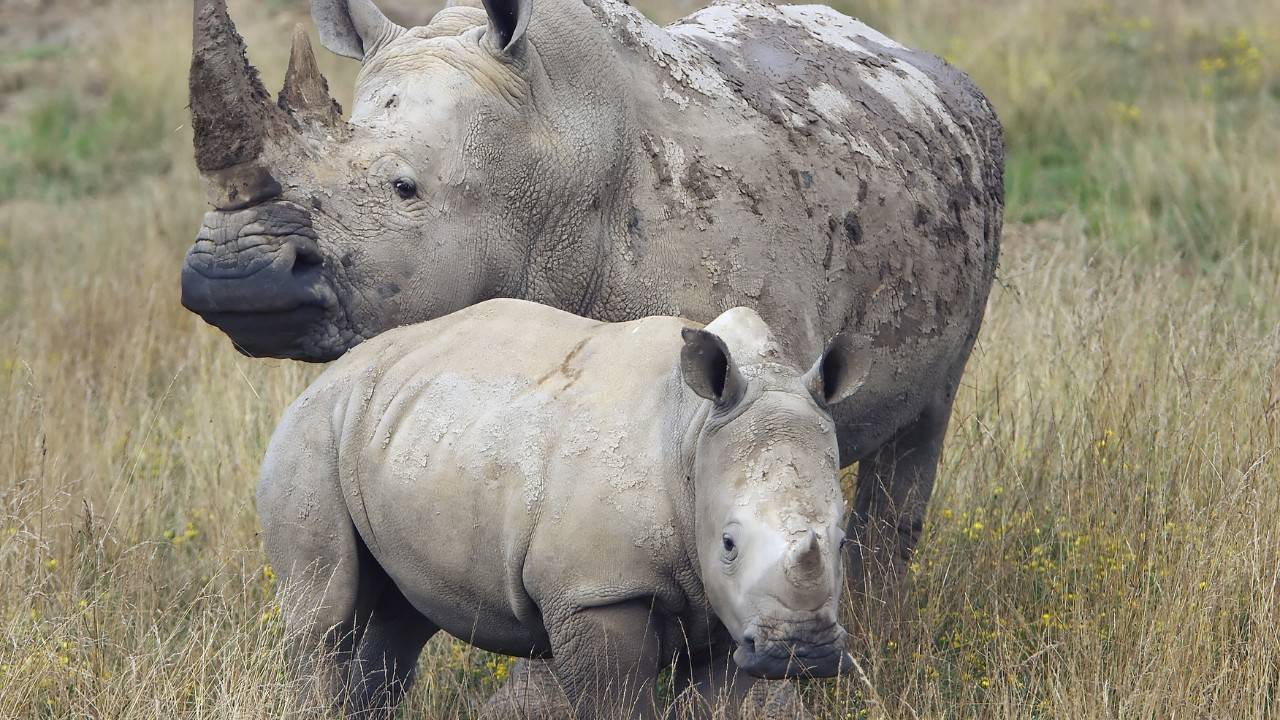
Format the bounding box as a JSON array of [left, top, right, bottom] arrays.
[[732, 616, 853, 679], [733, 530, 852, 679]]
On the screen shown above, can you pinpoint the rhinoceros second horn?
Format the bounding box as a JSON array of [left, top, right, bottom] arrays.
[[278, 25, 344, 132]]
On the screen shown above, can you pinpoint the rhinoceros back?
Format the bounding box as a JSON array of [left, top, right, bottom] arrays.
[[590, 0, 1002, 460]]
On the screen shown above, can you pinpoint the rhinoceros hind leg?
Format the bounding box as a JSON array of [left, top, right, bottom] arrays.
[[273, 535, 437, 719], [260, 427, 436, 718], [342, 576, 438, 718], [844, 391, 956, 633]]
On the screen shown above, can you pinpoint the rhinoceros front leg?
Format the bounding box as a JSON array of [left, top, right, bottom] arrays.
[[544, 600, 664, 720], [475, 658, 570, 719], [845, 395, 954, 632], [482, 653, 806, 720], [667, 644, 818, 720], [666, 645, 754, 720]]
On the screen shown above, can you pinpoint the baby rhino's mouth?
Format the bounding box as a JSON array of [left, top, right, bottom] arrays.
[[732, 619, 853, 679]]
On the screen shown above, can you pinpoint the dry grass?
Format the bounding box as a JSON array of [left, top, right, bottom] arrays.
[[0, 0, 1277, 717]]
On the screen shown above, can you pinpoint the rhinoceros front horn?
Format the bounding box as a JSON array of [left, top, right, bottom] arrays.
[[191, 0, 346, 209], [786, 530, 824, 584], [189, 0, 286, 175]]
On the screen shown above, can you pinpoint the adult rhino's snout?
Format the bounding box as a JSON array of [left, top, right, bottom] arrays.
[[732, 620, 853, 679], [187, 0, 350, 359], [181, 202, 336, 358]]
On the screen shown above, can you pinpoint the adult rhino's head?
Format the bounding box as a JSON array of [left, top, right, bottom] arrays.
[[680, 310, 868, 679], [183, 0, 628, 360]]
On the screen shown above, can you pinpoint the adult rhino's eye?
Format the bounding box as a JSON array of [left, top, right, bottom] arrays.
[[721, 534, 738, 561], [392, 177, 417, 200]]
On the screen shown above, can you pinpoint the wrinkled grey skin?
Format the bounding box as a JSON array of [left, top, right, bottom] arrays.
[[185, 0, 1001, 605], [260, 299, 867, 719]]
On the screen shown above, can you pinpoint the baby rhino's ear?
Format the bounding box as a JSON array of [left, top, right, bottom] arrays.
[[803, 333, 871, 407], [680, 328, 747, 409]]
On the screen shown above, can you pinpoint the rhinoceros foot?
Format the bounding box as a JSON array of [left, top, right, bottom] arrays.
[[476, 658, 816, 719], [739, 680, 813, 720], [476, 659, 571, 720]]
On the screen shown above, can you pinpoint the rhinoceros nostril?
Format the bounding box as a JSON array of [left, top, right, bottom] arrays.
[[741, 632, 756, 652], [290, 237, 324, 270]]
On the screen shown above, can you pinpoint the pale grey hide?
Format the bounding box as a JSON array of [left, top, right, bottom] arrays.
[[260, 299, 870, 718], [186, 0, 1002, 613]]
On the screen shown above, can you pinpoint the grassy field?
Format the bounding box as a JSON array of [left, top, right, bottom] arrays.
[[1, 0, 1277, 717]]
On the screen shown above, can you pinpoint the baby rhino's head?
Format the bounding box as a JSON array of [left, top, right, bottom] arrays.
[[680, 309, 868, 679]]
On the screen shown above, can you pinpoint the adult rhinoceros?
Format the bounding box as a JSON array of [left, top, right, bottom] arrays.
[[184, 0, 1000, 628]]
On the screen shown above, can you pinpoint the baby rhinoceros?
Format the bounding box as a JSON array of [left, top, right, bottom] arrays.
[[259, 299, 869, 719]]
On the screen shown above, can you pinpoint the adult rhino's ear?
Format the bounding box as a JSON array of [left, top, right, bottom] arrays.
[[481, 0, 531, 53], [804, 333, 871, 407], [681, 328, 747, 409], [311, 0, 405, 61]]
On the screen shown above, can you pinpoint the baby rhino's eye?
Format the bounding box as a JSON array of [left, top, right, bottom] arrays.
[[721, 533, 738, 561], [392, 177, 417, 200]]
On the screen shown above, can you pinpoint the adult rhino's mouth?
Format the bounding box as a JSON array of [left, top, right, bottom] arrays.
[[196, 307, 331, 358], [181, 201, 343, 361]]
